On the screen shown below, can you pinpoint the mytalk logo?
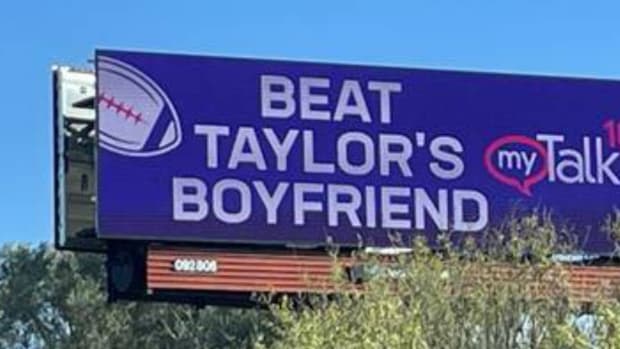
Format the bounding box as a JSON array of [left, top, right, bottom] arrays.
[[484, 135, 548, 196], [484, 130, 620, 196], [97, 56, 182, 157]]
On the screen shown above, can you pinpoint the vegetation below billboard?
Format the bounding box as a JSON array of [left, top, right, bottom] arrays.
[[4, 215, 620, 348]]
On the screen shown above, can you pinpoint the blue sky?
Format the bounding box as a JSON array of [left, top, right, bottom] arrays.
[[1, 0, 620, 244]]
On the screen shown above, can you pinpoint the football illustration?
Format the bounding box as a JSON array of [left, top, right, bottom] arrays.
[[97, 56, 182, 157]]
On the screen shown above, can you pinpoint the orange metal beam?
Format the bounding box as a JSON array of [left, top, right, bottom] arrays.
[[146, 246, 620, 303]]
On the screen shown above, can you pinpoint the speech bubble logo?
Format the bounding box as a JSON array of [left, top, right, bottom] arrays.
[[484, 135, 548, 196]]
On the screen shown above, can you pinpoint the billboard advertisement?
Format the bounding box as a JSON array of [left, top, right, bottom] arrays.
[[96, 50, 620, 253]]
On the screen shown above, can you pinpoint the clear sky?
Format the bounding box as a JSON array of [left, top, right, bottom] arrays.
[[1, 0, 620, 245]]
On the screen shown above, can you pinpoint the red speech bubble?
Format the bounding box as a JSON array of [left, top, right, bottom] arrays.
[[484, 135, 548, 196]]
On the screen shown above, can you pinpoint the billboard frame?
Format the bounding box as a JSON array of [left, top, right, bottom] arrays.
[[53, 66, 105, 252]]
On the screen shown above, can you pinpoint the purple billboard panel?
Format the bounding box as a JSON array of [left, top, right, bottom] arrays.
[[96, 50, 620, 253]]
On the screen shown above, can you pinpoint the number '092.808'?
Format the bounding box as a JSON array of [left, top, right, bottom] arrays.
[[172, 258, 218, 273]]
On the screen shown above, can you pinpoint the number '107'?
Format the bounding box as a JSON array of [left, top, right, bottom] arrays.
[[603, 119, 620, 149]]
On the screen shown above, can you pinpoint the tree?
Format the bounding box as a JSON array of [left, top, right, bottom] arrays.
[[2, 213, 620, 348], [261, 214, 620, 349], [0, 244, 272, 349]]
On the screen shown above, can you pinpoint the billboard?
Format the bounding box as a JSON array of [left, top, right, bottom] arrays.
[[53, 66, 104, 252], [96, 50, 620, 253]]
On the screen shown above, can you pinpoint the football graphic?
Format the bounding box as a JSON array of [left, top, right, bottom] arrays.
[[97, 56, 182, 157]]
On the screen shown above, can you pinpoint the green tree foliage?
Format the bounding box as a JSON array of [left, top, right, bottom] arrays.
[[0, 244, 272, 349], [261, 214, 620, 349], [2, 213, 620, 348]]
